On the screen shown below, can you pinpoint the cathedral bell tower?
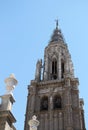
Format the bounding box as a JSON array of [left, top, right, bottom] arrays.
[[24, 21, 86, 130]]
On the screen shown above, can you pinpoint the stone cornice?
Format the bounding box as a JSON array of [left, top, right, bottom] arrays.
[[0, 110, 16, 123], [31, 78, 79, 88]]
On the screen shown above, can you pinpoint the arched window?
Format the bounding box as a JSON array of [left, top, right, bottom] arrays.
[[61, 60, 64, 79], [53, 95, 62, 109], [52, 58, 57, 79], [40, 96, 48, 111]]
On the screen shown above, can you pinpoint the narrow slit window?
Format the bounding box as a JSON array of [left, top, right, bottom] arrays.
[[61, 61, 64, 78], [52, 61, 54, 74], [52, 59, 57, 79]]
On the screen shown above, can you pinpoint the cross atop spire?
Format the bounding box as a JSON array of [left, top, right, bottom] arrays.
[[55, 19, 59, 29]]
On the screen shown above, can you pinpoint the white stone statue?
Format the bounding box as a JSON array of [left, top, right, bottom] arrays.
[[28, 115, 39, 130]]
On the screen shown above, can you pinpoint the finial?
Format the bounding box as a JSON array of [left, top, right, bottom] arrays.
[[5, 74, 18, 95], [55, 19, 58, 29]]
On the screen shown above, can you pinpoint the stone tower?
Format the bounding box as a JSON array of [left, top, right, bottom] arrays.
[[24, 22, 86, 130]]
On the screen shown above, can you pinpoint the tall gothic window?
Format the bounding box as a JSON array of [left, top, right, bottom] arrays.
[[52, 58, 57, 79], [61, 60, 64, 79], [53, 95, 62, 109], [40, 96, 48, 111]]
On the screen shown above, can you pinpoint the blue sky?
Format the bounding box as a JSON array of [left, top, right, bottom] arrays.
[[0, 0, 88, 130]]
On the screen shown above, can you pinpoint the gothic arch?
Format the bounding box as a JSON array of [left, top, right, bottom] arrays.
[[40, 96, 48, 111], [53, 95, 62, 109]]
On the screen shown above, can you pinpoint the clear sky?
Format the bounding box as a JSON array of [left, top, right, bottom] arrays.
[[0, 0, 88, 130]]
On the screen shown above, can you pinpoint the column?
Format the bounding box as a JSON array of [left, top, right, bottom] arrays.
[[40, 114, 44, 130], [50, 112, 53, 130], [44, 55, 48, 80], [30, 86, 36, 114], [64, 79, 73, 130], [58, 51, 61, 80], [54, 113, 58, 130], [45, 114, 48, 130], [59, 112, 63, 130]]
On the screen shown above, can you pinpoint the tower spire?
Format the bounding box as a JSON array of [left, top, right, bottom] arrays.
[[50, 20, 65, 43]]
